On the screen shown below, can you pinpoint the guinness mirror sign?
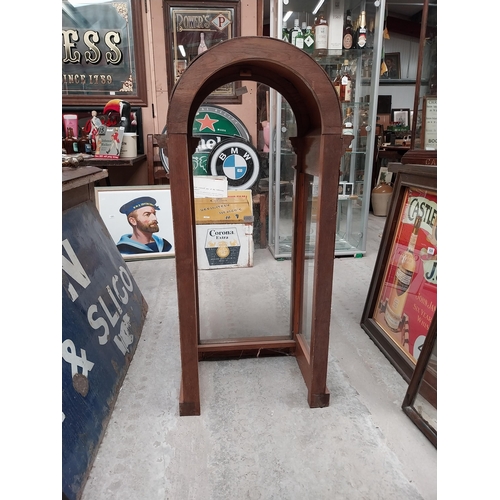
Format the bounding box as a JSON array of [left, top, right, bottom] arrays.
[[62, 0, 147, 106]]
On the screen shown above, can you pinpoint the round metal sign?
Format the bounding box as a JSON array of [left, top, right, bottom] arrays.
[[193, 105, 251, 142], [160, 105, 251, 177], [209, 138, 260, 190]]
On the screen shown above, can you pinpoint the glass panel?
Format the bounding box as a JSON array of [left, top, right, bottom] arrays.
[[413, 337, 437, 430], [197, 256, 292, 342], [413, 34, 437, 150], [194, 153, 292, 342], [400, 0, 437, 151], [300, 173, 319, 347], [270, 96, 297, 257]]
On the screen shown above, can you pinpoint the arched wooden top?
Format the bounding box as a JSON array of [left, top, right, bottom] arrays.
[[166, 36, 342, 139]]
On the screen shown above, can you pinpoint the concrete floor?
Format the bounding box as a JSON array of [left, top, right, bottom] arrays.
[[81, 214, 437, 500]]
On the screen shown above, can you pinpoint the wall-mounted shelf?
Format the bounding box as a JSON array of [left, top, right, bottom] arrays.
[[379, 79, 424, 86]]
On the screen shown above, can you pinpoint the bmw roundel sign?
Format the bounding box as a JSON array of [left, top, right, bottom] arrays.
[[209, 138, 260, 190]]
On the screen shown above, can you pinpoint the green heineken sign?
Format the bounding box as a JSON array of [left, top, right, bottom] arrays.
[[191, 105, 250, 176]]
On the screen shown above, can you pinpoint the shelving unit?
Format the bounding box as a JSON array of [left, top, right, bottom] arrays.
[[267, 0, 386, 258]]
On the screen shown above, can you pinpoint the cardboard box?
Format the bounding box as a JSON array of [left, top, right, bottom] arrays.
[[193, 176, 227, 198], [194, 190, 253, 224], [195, 189, 254, 269], [95, 126, 125, 159], [328, 0, 344, 52], [196, 223, 254, 270]]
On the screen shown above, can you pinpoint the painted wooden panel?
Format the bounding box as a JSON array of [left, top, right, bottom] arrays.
[[62, 201, 148, 500]]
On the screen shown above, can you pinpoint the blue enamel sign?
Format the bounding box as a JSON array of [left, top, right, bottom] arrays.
[[62, 201, 147, 500]]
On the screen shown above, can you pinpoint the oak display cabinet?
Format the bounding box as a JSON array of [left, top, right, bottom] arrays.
[[267, 0, 386, 257], [165, 36, 349, 416]]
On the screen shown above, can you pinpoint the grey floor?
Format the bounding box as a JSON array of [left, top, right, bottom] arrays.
[[81, 214, 437, 500]]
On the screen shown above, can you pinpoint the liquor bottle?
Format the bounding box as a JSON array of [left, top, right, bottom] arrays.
[[384, 216, 422, 332], [340, 59, 352, 103], [294, 20, 305, 49], [197, 33, 208, 54], [356, 10, 367, 49], [342, 10, 354, 50], [282, 23, 290, 43], [301, 21, 307, 34], [366, 17, 375, 49], [64, 127, 79, 154], [352, 15, 359, 48], [291, 19, 302, 46], [314, 11, 329, 52], [333, 64, 342, 97], [303, 25, 315, 54], [78, 127, 92, 154], [342, 107, 355, 151]]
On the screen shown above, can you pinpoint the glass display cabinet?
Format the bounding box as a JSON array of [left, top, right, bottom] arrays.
[[267, 0, 386, 257]]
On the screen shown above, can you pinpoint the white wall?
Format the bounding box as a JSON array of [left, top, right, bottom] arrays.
[[378, 32, 431, 111]]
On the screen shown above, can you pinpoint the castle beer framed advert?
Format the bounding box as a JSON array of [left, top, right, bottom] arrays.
[[372, 187, 437, 363], [361, 165, 437, 381]]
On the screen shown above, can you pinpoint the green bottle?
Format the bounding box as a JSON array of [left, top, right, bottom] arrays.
[[295, 23, 305, 49], [291, 19, 302, 47], [282, 23, 290, 43], [304, 25, 315, 54]]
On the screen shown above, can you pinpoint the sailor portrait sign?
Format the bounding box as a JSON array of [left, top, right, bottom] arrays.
[[62, 0, 147, 106], [165, 1, 241, 103]]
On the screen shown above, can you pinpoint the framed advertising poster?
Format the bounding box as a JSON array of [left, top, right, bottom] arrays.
[[361, 164, 437, 381], [422, 96, 437, 150], [373, 187, 437, 362], [165, 1, 241, 104], [62, 0, 147, 106], [95, 186, 175, 261]]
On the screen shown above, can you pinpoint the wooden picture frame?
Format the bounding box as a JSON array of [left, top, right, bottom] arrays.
[[165, 1, 242, 104], [391, 108, 411, 128], [95, 186, 175, 261], [361, 164, 437, 382], [402, 312, 437, 447], [381, 52, 401, 79], [62, 0, 147, 107], [421, 96, 437, 150], [376, 166, 393, 186]]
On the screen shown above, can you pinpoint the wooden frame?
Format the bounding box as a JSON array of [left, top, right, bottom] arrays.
[[376, 166, 393, 186], [402, 312, 437, 447], [381, 52, 401, 79], [165, 36, 350, 415], [165, 1, 242, 104], [391, 108, 411, 128], [361, 164, 437, 382], [62, 0, 147, 107], [421, 96, 437, 150], [94, 186, 175, 261]]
